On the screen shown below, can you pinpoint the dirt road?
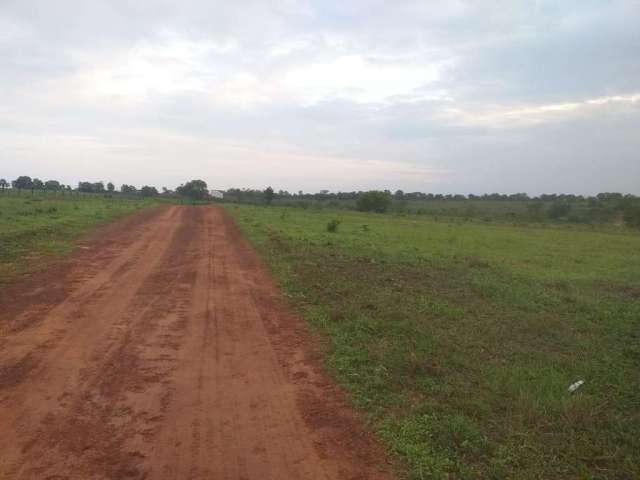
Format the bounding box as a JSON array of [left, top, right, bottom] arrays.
[[0, 206, 392, 480]]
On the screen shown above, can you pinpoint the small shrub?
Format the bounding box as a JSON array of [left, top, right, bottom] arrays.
[[623, 205, 640, 228], [326, 219, 341, 232], [356, 191, 392, 213], [547, 201, 571, 219], [527, 202, 545, 221]]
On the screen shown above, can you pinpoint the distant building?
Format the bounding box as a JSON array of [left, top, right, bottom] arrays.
[[210, 190, 224, 199]]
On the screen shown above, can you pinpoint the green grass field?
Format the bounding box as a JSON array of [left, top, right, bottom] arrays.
[[0, 193, 161, 285], [233, 194, 640, 229], [228, 204, 640, 480]]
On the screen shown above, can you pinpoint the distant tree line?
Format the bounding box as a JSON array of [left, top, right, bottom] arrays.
[[222, 187, 640, 227], [2, 175, 168, 198], [2, 175, 224, 203], [223, 188, 638, 203], [6, 175, 73, 193], [222, 187, 638, 204], [3, 174, 638, 227]]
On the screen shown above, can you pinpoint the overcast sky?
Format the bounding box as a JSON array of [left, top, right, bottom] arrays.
[[1, 1, 639, 194]]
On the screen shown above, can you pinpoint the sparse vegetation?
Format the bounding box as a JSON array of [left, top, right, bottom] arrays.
[[229, 204, 640, 480]]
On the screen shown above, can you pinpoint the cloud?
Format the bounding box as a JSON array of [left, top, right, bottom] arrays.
[[445, 93, 640, 127], [0, 0, 639, 194], [283, 54, 446, 104]]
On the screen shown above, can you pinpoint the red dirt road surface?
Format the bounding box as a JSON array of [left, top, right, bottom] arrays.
[[0, 206, 393, 480]]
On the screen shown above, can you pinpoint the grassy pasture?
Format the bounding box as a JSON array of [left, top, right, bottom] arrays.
[[228, 204, 640, 479], [255, 195, 640, 228], [0, 193, 160, 285]]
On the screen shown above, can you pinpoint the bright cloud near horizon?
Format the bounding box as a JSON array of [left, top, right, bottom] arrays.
[[1, 1, 639, 194]]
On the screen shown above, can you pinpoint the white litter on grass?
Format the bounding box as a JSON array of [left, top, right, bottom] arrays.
[[568, 380, 585, 393]]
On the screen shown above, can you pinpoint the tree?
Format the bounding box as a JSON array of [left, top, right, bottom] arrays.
[[176, 179, 208, 200], [356, 190, 392, 213], [32, 178, 44, 193], [139, 185, 159, 197], [78, 181, 105, 193], [264, 186, 274, 205], [597, 192, 623, 202], [13, 176, 33, 190], [107, 182, 115, 192], [0, 178, 7, 193], [45, 180, 61, 191], [121, 184, 137, 195], [78, 181, 92, 193]]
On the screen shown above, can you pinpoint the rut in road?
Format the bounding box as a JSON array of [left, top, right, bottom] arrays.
[[0, 206, 393, 480]]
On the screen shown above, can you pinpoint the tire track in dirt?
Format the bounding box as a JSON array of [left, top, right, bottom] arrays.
[[0, 206, 187, 477], [0, 206, 393, 480]]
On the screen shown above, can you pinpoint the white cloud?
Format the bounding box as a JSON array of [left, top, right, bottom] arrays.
[[446, 93, 640, 127], [284, 54, 446, 104], [69, 35, 235, 103]]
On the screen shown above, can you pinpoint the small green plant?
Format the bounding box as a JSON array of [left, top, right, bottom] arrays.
[[326, 219, 340, 232]]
